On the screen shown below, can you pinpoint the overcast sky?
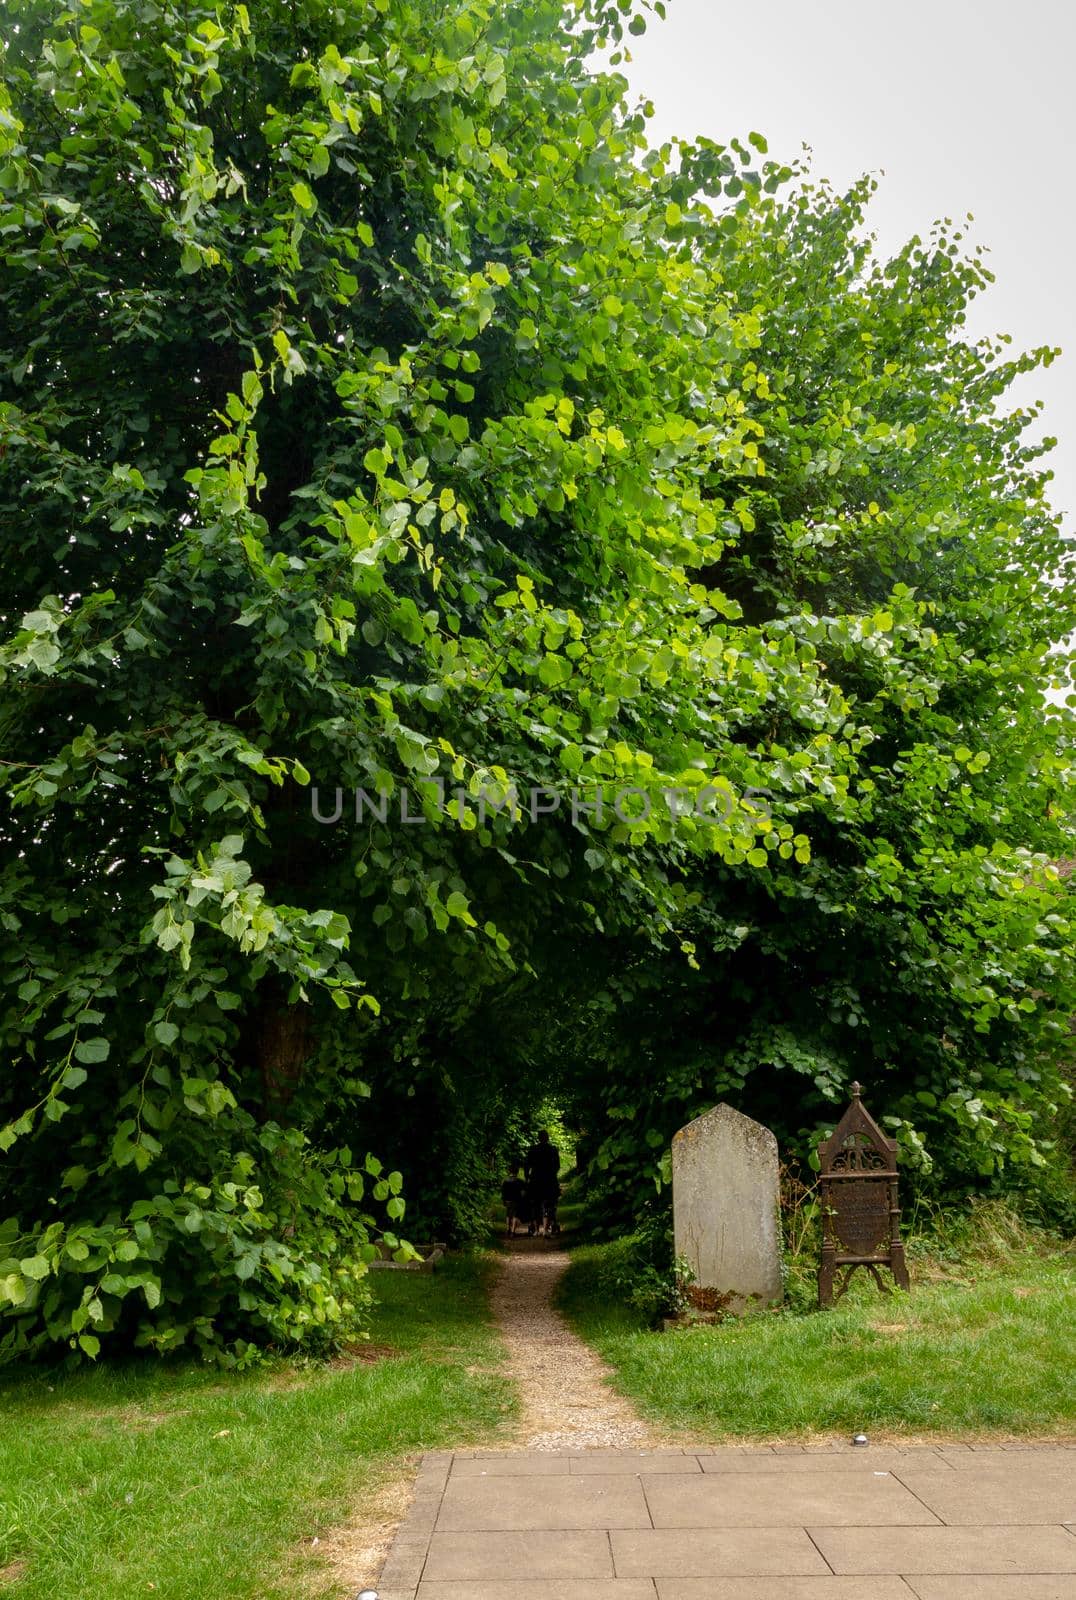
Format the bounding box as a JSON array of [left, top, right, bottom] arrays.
[[624, 0, 1075, 529]]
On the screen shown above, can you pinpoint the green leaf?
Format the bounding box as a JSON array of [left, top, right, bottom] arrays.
[[74, 1038, 109, 1064]]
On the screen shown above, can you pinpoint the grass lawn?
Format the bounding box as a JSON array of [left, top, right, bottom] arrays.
[[560, 1211, 1076, 1441], [0, 1254, 512, 1599]]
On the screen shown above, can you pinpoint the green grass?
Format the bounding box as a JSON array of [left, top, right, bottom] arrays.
[[560, 1215, 1076, 1441], [0, 1254, 512, 1599]]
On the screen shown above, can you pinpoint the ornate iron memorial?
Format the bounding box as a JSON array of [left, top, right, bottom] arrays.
[[817, 1083, 909, 1306]]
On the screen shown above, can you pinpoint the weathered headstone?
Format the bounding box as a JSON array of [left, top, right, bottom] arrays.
[[671, 1103, 783, 1314], [817, 1082, 910, 1306]]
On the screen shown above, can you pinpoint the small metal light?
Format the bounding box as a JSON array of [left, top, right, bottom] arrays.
[[851, 1432, 868, 1448], [357, 1591, 379, 1600]]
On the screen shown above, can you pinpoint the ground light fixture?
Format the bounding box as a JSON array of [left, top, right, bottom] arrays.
[[852, 1433, 869, 1447]]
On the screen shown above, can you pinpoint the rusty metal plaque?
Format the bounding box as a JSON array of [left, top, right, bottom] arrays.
[[832, 1178, 891, 1256], [817, 1083, 910, 1306]]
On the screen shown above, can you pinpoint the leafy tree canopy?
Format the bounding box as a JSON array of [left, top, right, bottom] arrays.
[[1, 0, 1073, 1360]]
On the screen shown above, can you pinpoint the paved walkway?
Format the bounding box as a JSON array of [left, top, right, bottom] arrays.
[[375, 1245, 1075, 1597], [379, 1443, 1076, 1599]]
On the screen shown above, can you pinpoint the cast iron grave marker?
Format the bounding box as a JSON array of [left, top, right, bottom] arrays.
[[817, 1082, 909, 1306]]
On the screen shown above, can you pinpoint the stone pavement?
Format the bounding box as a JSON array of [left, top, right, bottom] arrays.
[[377, 1443, 1076, 1600]]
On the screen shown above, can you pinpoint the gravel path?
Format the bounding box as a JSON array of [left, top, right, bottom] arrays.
[[489, 1237, 659, 1451]]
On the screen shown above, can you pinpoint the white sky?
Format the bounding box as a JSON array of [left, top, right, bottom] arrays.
[[624, 0, 1076, 529]]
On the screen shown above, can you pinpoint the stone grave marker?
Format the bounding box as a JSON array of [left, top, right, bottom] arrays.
[[817, 1082, 910, 1305], [671, 1103, 783, 1314]]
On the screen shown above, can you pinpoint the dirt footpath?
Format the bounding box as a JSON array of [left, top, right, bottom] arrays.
[[489, 1236, 659, 1450]]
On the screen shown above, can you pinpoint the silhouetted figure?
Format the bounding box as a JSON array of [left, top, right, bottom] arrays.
[[501, 1169, 528, 1236], [524, 1129, 561, 1236]]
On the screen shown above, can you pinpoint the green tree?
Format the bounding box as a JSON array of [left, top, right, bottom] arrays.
[[1, 0, 1073, 1359]]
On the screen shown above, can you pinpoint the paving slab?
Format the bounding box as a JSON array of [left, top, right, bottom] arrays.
[[812, 1525, 1076, 1575], [417, 1584, 655, 1600], [643, 1468, 939, 1527], [655, 1581, 918, 1600], [437, 1473, 650, 1531], [692, 1446, 782, 1457], [943, 1445, 1076, 1456], [451, 1456, 573, 1478], [698, 1450, 954, 1474], [609, 1527, 831, 1577], [570, 1452, 703, 1474], [895, 1464, 1076, 1525], [934, 1450, 1076, 1471], [379, 1536, 433, 1591], [423, 1530, 614, 1581], [558, 1447, 691, 1457], [905, 1580, 1076, 1599]]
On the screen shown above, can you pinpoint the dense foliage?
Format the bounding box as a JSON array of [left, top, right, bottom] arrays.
[[1, 0, 1073, 1359]]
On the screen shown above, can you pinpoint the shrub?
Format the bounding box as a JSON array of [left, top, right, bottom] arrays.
[[0, 1118, 405, 1365], [563, 1213, 691, 1325]]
